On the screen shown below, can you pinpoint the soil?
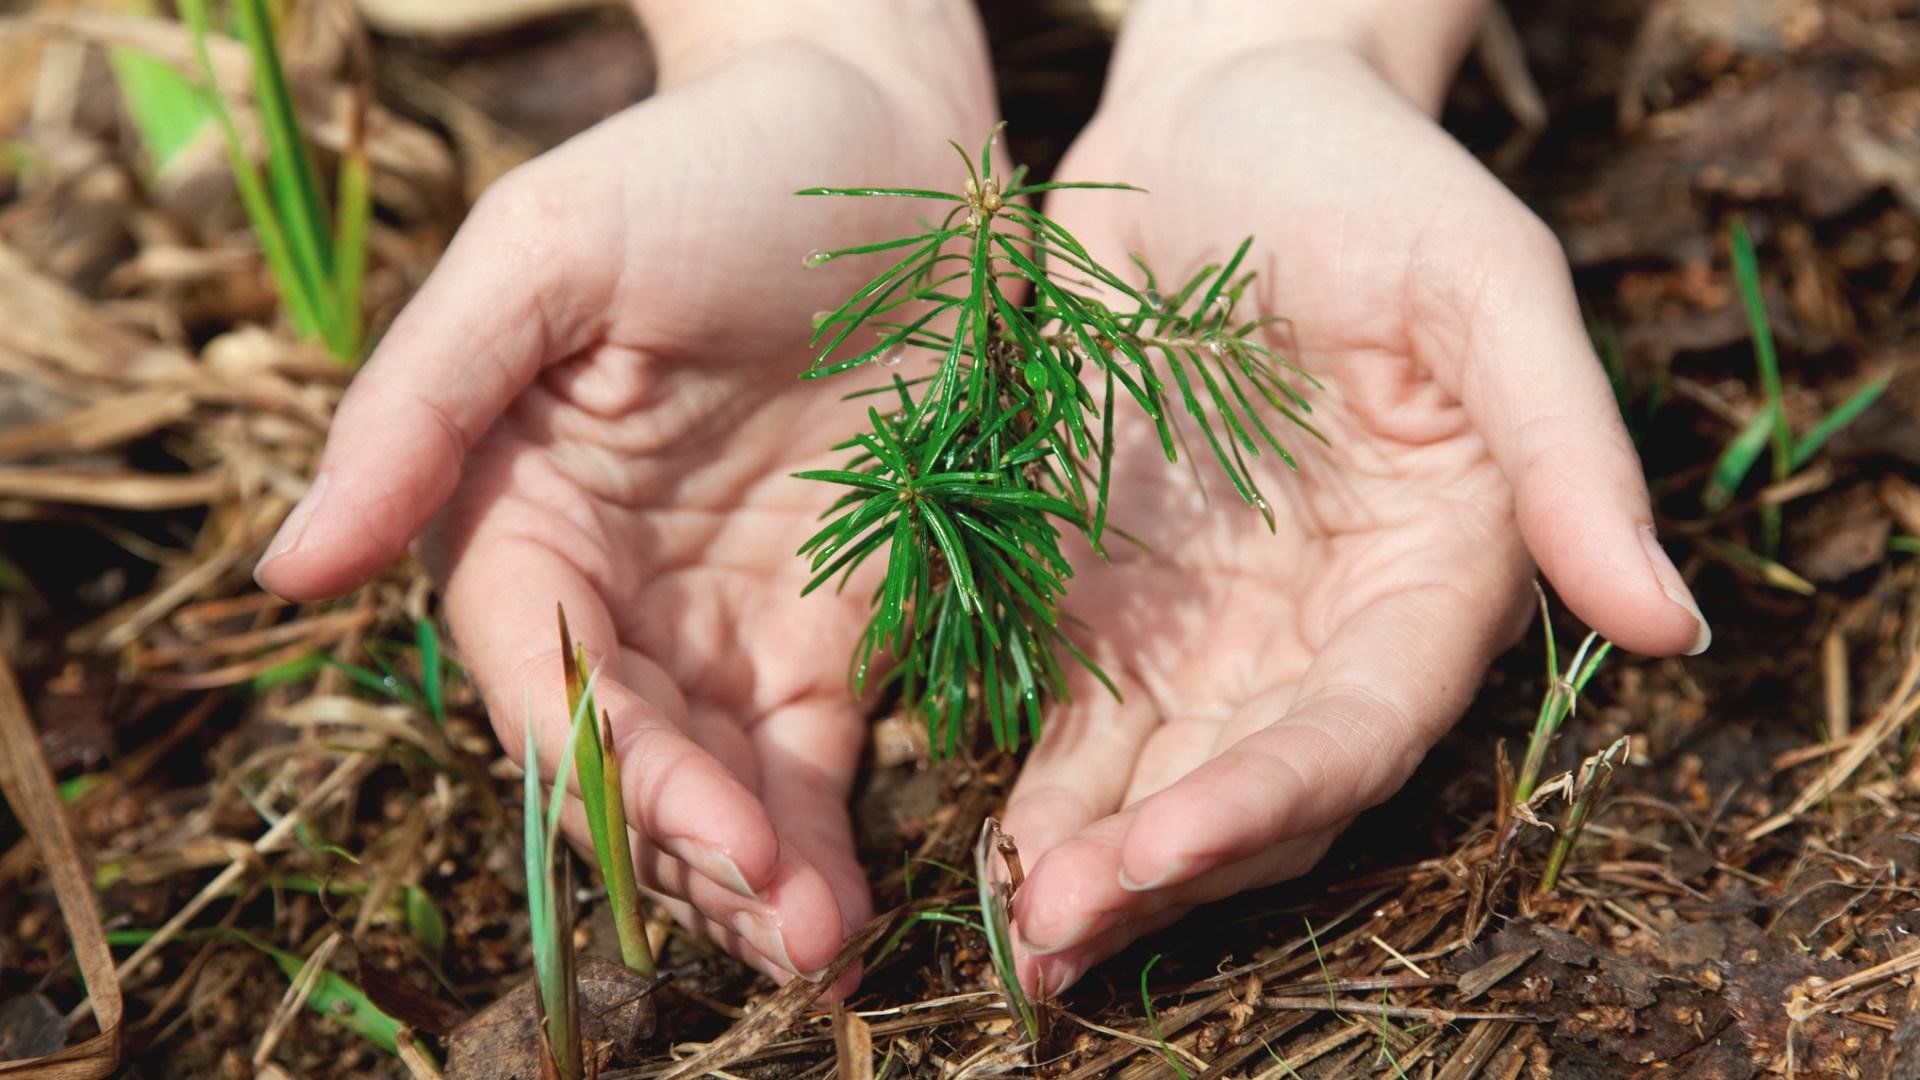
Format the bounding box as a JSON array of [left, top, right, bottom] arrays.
[[3, 1, 1920, 1077]]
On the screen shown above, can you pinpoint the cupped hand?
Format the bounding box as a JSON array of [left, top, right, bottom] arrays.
[[254, 13, 996, 986], [1003, 38, 1712, 994]]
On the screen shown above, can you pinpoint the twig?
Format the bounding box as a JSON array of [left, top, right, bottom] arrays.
[[1791, 943, 1920, 1018], [0, 655, 124, 1077], [1254, 997, 1535, 1025], [1369, 934, 1433, 979], [254, 931, 342, 1066], [1748, 646, 1920, 840], [1061, 1010, 1211, 1071]]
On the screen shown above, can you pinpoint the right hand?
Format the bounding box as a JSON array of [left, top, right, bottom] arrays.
[[253, 5, 998, 986]]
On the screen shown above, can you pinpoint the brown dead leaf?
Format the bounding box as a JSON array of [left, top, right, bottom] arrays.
[[357, 965, 470, 1040], [0, 656, 122, 1078], [445, 955, 657, 1080], [1793, 491, 1892, 583]]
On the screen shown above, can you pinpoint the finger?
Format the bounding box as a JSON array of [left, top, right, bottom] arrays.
[[752, 699, 873, 937], [1114, 582, 1511, 893], [999, 672, 1158, 865], [554, 794, 855, 984], [646, 888, 862, 1000], [440, 522, 782, 900], [1010, 806, 1342, 975], [1433, 212, 1709, 657], [1022, 823, 1343, 996], [1020, 906, 1188, 999], [253, 149, 623, 600]]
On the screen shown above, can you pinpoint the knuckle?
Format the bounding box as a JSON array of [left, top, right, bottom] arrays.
[[469, 164, 564, 239]]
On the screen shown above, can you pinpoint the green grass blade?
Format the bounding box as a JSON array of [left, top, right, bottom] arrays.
[[177, 0, 321, 339], [1789, 374, 1889, 470], [415, 617, 445, 728], [402, 885, 447, 960], [1140, 955, 1190, 1080], [525, 692, 588, 1080], [1729, 218, 1791, 551], [558, 608, 654, 975], [108, 48, 212, 171], [237, 930, 405, 1055], [594, 711, 654, 975], [234, 0, 334, 314], [329, 138, 371, 362], [1703, 410, 1773, 512]]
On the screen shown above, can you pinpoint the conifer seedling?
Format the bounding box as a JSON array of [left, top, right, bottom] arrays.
[[796, 127, 1322, 753]]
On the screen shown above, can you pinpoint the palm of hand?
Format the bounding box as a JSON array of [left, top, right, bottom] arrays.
[[1002, 45, 1692, 992], [262, 44, 993, 984], [426, 342, 881, 982]]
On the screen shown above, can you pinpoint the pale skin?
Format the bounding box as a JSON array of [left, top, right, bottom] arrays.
[[256, 0, 1710, 995]]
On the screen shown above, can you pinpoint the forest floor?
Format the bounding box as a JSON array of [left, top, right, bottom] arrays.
[[2, 1, 1920, 1077]]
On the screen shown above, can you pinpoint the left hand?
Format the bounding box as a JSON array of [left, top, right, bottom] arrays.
[[1001, 14, 1710, 995]]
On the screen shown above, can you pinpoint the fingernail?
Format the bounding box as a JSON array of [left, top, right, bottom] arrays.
[[1118, 859, 1188, 893], [254, 473, 328, 585], [682, 841, 757, 900], [730, 911, 801, 976], [1042, 957, 1086, 997], [1019, 911, 1103, 956], [1639, 526, 1711, 655]]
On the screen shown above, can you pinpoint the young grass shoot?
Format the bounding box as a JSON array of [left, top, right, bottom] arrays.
[[559, 608, 656, 977], [797, 126, 1319, 753], [1512, 588, 1614, 805], [173, 0, 370, 363], [1702, 218, 1890, 559], [523, 662, 604, 1080]]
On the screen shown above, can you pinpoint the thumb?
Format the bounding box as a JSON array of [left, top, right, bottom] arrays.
[[1443, 215, 1710, 657], [254, 152, 622, 600]]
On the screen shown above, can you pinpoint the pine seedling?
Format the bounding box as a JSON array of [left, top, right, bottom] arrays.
[[524, 670, 602, 1080], [797, 126, 1320, 753], [558, 608, 656, 977], [1512, 589, 1613, 805]]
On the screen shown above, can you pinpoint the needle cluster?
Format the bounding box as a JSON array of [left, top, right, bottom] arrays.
[[796, 128, 1322, 755]]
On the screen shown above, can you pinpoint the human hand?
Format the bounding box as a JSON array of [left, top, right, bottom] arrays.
[[1001, 2, 1712, 994], [253, 1, 996, 986]]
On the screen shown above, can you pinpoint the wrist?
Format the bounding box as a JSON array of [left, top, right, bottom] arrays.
[[1111, 0, 1488, 115], [632, 0, 992, 105]]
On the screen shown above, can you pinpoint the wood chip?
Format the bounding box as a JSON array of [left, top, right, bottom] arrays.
[[1456, 948, 1540, 1003]]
